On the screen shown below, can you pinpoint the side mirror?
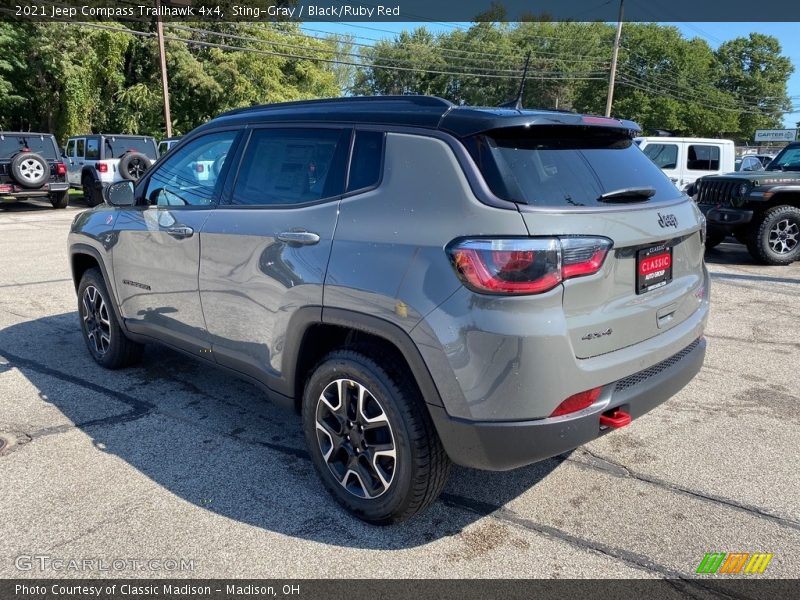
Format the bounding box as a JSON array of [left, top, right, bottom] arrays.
[[105, 181, 135, 206]]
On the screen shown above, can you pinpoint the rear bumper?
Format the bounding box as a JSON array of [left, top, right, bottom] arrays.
[[0, 182, 69, 201], [430, 337, 706, 471]]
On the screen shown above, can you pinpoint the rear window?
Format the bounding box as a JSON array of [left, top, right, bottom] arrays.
[[0, 134, 58, 160], [466, 126, 679, 207], [103, 137, 157, 160]]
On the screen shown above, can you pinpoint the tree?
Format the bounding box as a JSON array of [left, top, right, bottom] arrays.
[[715, 33, 794, 140]]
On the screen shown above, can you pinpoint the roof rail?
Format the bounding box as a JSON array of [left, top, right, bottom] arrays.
[[218, 95, 454, 118]]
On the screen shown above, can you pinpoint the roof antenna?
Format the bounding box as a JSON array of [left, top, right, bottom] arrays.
[[500, 51, 531, 110]]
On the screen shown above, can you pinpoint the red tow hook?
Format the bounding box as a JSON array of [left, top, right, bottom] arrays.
[[600, 408, 632, 429]]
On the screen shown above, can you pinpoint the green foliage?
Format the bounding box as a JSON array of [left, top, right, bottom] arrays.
[[0, 20, 793, 144], [0, 21, 340, 140], [353, 22, 794, 141]]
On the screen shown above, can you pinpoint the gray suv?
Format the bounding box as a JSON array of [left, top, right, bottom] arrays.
[[68, 96, 709, 523]]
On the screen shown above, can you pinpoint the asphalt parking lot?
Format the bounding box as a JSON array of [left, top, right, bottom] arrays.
[[0, 197, 798, 582]]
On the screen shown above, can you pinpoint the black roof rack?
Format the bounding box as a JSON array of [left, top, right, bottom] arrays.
[[219, 95, 454, 118], [199, 95, 640, 139]]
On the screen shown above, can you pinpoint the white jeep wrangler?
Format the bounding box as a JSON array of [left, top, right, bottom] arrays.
[[63, 134, 158, 206]]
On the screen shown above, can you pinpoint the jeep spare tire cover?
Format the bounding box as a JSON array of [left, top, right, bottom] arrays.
[[10, 152, 49, 188], [118, 152, 152, 181]]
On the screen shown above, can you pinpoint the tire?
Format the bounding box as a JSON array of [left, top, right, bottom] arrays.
[[50, 191, 69, 209], [302, 348, 450, 524], [118, 152, 152, 181], [704, 233, 726, 249], [746, 205, 800, 265], [77, 268, 144, 369], [82, 174, 102, 207], [10, 152, 49, 188]]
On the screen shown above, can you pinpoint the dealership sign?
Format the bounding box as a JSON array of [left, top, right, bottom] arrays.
[[754, 129, 797, 142]]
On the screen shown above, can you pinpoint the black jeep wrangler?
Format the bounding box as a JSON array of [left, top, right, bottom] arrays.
[[693, 142, 800, 265], [0, 132, 70, 208]]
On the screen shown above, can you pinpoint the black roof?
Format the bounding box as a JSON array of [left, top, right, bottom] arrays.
[[0, 131, 56, 137], [66, 133, 156, 140], [205, 95, 641, 138]]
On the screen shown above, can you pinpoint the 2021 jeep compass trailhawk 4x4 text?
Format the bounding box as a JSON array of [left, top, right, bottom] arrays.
[[68, 96, 709, 523]]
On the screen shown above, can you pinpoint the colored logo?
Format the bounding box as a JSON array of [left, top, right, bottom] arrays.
[[696, 552, 773, 574]]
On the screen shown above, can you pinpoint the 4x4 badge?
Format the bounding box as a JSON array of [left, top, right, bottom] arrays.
[[658, 213, 678, 228], [582, 328, 612, 341]]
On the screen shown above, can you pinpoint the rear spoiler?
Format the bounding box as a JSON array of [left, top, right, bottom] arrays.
[[440, 108, 641, 138]]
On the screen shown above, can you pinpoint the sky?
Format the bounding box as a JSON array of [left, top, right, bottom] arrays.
[[302, 22, 800, 128]]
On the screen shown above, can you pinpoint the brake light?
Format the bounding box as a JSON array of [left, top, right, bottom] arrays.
[[582, 115, 619, 126], [550, 387, 602, 417], [448, 237, 612, 295], [96, 162, 108, 173], [195, 163, 204, 173], [56, 162, 66, 176]]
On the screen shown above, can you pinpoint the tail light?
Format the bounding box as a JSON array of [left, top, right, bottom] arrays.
[[550, 387, 602, 417], [448, 237, 612, 295], [96, 162, 108, 173], [196, 163, 204, 173], [56, 162, 66, 176]]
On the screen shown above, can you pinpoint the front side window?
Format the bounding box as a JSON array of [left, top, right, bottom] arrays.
[[65, 140, 75, 158], [231, 128, 350, 206], [643, 143, 678, 169], [143, 130, 237, 207], [767, 146, 800, 171], [687, 145, 720, 170], [76, 139, 85, 158]]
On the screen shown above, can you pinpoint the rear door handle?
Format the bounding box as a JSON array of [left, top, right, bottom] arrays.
[[166, 226, 194, 239], [277, 231, 320, 245]]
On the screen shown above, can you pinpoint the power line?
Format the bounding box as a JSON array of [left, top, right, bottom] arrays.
[[66, 21, 607, 82]]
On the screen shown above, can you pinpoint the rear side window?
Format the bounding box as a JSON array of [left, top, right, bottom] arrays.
[[643, 143, 678, 169], [467, 126, 679, 208], [0, 134, 58, 160], [347, 131, 384, 192], [231, 128, 350, 206], [85, 138, 100, 160], [687, 145, 720, 170]]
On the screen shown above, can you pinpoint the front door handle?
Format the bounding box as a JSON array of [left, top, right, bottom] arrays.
[[277, 231, 320, 246], [166, 226, 194, 239]]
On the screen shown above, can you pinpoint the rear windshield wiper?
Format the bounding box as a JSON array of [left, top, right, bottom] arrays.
[[597, 187, 656, 203]]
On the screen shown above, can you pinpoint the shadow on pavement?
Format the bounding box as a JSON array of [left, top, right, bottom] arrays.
[[0, 312, 565, 549], [0, 194, 87, 212]]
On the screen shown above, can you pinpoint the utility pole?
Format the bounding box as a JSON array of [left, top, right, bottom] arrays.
[[155, 0, 172, 138], [605, 0, 624, 117]]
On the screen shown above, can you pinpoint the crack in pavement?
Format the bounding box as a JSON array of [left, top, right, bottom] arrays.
[[573, 448, 800, 532]]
